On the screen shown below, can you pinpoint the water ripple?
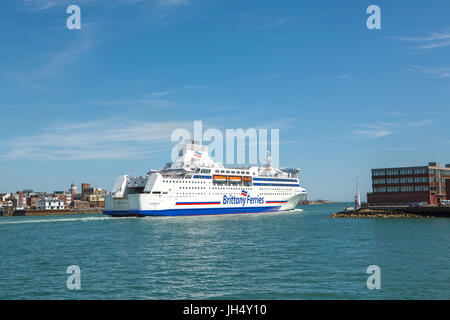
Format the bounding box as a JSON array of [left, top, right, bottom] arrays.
[[0, 204, 449, 299]]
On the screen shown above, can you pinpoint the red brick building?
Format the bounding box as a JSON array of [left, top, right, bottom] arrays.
[[26, 195, 41, 208], [446, 179, 450, 200], [367, 162, 450, 206]]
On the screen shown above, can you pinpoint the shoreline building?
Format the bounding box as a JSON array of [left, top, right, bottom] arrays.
[[75, 182, 107, 208], [36, 197, 65, 210], [446, 179, 450, 202], [367, 162, 450, 206], [69, 180, 78, 195]]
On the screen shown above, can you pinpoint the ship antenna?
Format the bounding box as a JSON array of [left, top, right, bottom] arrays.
[[266, 150, 272, 167]]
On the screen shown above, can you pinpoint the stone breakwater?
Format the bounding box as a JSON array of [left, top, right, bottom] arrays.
[[331, 207, 450, 218]]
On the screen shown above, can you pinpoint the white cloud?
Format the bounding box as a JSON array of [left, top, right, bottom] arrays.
[[407, 65, 450, 79], [391, 32, 450, 42], [355, 126, 392, 138], [145, 85, 208, 97], [1, 22, 98, 89], [354, 120, 433, 139], [390, 29, 450, 50], [361, 147, 418, 152], [24, 0, 101, 10], [418, 40, 450, 50], [0, 119, 189, 160], [84, 98, 173, 108], [38, 1, 57, 10], [389, 111, 405, 117], [263, 18, 287, 29], [155, 0, 189, 6], [23, 0, 188, 11], [406, 119, 434, 127], [79, 85, 208, 109]]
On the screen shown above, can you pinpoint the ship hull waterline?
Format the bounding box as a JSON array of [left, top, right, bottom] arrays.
[[103, 205, 289, 217]]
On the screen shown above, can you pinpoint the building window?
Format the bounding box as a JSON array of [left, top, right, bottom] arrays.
[[373, 170, 386, 176]]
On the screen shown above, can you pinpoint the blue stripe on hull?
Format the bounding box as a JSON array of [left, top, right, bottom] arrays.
[[103, 206, 282, 217]]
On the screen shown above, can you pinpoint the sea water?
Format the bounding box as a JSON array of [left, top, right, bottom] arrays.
[[0, 203, 448, 299]]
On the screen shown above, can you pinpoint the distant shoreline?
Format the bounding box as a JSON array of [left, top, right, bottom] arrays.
[[1, 208, 103, 217], [299, 200, 340, 205]]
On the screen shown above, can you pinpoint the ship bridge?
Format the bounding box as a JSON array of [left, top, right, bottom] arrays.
[[164, 140, 224, 172]]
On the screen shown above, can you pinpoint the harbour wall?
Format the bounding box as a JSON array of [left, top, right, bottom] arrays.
[[1, 208, 103, 217], [331, 206, 450, 218]]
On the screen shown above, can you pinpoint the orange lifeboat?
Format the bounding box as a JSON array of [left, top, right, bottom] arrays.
[[228, 176, 242, 183], [213, 175, 227, 181]]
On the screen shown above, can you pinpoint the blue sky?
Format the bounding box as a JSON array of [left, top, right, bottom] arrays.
[[1, 0, 450, 201]]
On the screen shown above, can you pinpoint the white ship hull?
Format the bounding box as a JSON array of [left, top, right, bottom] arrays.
[[104, 190, 307, 217], [104, 140, 307, 217]]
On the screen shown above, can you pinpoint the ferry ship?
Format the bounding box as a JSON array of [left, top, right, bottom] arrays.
[[104, 140, 307, 217]]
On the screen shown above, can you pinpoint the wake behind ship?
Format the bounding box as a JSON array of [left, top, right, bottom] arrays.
[[104, 140, 307, 217]]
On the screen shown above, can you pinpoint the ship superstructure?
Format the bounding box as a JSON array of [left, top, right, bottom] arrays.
[[104, 140, 307, 216]]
